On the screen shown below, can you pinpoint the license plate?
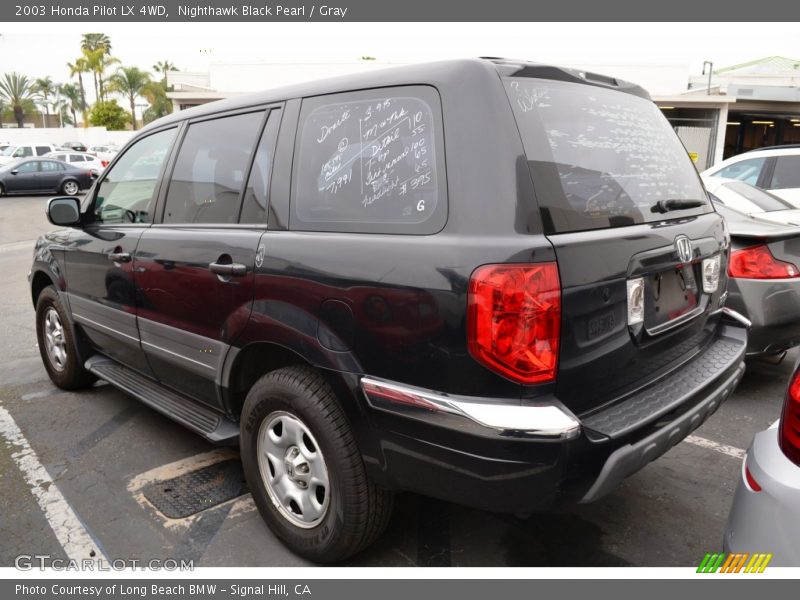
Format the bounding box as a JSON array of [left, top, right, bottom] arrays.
[[588, 312, 615, 340], [646, 266, 699, 329]]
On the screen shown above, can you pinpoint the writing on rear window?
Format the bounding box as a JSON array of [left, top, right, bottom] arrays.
[[295, 90, 439, 229], [505, 78, 708, 233]]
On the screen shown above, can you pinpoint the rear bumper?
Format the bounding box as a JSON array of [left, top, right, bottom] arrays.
[[727, 277, 800, 356], [361, 323, 747, 513], [724, 425, 800, 566]]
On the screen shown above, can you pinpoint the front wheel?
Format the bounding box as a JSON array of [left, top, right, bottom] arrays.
[[240, 366, 393, 563], [35, 286, 96, 389], [61, 180, 79, 196]]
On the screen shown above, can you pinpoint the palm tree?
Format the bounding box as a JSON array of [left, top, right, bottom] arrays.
[[152, 60, 177, 84], [67, 58, 89, 113], [59, 83, 82, 127], [33, 76, 56, 126], [81, 33, 113, 102], [0, 72, 34, 127], [108, 66, 151, 130]]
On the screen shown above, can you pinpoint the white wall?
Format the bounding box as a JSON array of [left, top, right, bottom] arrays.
[[0, 127, 133, 148]]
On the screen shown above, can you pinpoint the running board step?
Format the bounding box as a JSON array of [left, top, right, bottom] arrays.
[[85, 356, 239, 445]]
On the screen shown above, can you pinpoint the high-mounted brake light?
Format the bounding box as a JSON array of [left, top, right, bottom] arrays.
[[728, 244, 799, 279], [467, 263, 561, 385], [779, 370, 800, 466]]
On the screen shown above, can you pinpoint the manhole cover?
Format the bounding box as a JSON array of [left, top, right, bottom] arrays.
[[142, 459, 249, 519]]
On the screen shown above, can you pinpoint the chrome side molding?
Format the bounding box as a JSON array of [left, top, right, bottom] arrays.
[[360, 376, 581, 440]]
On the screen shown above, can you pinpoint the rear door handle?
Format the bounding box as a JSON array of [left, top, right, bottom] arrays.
[[108, 251, 131, 263], [209, 262, 247, 277]]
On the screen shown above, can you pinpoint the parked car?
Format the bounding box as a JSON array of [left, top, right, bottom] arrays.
[[29, 58, 749, 562], [60, 141, 88, 152], [87, 144, 120, 163], [0, 143, 59, 166], [44, 151, 107, 177], [703, 180, 800, 358], [0, 158, 93, 196], [724, 358, 800, 566], [702, 145, 800, 208]]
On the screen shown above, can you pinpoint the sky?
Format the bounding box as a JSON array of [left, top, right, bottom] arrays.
[[0, 22, 797, 89]]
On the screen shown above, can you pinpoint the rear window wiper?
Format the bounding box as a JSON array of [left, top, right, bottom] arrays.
[[651, 199, 707, 214]]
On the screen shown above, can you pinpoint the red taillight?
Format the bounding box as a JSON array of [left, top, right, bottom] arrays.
[[728, 244, 800, 279], [779, 370, 800, 466], [101, 160, 109, 167], [467, 262, 561, 385]]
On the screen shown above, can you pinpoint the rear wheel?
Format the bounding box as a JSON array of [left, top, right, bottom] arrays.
[[35, 286, 96, 389], [0, 183, 4, 196], [61, 180, 79, 196], [240, 366, 393, 563]]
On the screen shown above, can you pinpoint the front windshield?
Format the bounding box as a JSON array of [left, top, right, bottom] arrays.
[[1, 146, 17, 156]]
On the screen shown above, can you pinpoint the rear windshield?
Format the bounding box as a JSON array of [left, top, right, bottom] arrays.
[[505, 78, 710, 234], [717, 180, 793, 212]]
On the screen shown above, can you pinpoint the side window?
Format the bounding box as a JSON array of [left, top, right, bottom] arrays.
[[93, 127, 177, 225], [713, 157, 766, 186], [15, 161, 38, 173], [292, 86, 446, 234], [14, 147, 33, 158], [163, 111, 265, 224], [35, 146, 51, 156], [71, 154, 85, 162], [53, 154, 66, 162], [40, 161, 62, 172], [240, 109, 281, 224], [770, 156, 800, 190]]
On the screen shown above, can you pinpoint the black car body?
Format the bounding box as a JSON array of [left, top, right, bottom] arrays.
[[62, 141, 88, 152], [0, 158, 93, 196], [29, 59, 749, 561]]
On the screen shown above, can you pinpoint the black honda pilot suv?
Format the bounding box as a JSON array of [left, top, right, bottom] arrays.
[[30, 58, 750, 562]]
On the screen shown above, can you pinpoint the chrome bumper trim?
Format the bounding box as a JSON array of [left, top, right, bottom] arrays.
[[712, 306, 752, 329], [360, 376, 581, 440]]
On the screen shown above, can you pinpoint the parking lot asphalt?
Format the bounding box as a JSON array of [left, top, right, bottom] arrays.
[[0, 194, 791, 567]]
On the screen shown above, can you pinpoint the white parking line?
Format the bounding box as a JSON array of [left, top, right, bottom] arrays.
[[0, 406, 108, 563], [685, 434, 746, 460]]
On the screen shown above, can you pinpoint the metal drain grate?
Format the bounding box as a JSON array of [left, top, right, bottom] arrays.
[[142, 459, 249, 519]]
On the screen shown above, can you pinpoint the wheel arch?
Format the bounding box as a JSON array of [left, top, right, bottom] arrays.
[[30, 269, 56, 307]]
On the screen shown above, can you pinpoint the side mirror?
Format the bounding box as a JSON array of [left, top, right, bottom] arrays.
[[10, 170, 18, 175], [47, 197, 81, 227]]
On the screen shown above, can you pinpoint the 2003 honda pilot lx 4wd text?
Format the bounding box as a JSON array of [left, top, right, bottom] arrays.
[[30, 58, 750, 562]]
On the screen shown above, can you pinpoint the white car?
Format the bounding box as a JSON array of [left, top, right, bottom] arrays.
[[87, 144, 120, 164], [0, 143, 59, 166], [44, 151, 107, 178], [702, 176, 800, 227], [702, 145, 800, 208]]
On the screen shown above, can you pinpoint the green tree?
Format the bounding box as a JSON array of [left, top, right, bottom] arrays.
[[33, 76, 56, 125], [152, 60, 177, 84], [67, 58, 89, 114], [59, 83, 82, 127], [142, 79, 172, 124], [108, 66, 151, 130], [89, 99, 129, 130], [0, 72, 34, 127], [81, 33, 114, 102]]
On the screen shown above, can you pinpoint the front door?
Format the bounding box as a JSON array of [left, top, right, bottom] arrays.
[[6, 160, 41, 193], [63, 127, 179, 375], [134, 108, 278, 409]]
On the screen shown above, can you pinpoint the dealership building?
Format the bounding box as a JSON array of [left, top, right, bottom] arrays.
[[167, 56, 800, 171]]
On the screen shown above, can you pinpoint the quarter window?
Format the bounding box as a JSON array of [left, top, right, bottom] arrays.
[[93, 127, 176, 225], [770, 156, 800, 190], [292, 86, 446, 234], [163, 111, 265, 224]]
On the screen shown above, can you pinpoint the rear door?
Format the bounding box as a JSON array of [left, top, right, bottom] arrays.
[[38, 160, 65, 191], [504, 76, 728, 416], [133, 107, 280, 409], [63, 127, 178, 375]]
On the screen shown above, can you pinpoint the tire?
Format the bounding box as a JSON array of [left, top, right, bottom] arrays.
[[0, 183, 4, 196], [35, 286, 96, 390], [240, 366, 393, 563], [61, 180, 79, 196]]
